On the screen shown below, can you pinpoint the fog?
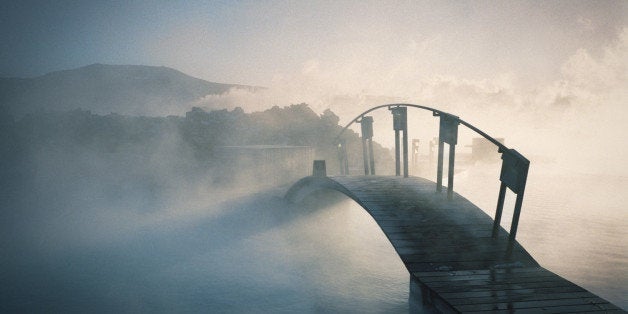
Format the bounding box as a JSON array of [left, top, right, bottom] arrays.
[[197, 26, 628, 175], [1, 1, 627, 311]]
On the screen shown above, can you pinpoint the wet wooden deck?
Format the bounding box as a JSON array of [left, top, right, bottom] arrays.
[[286, 175, 625, 313]]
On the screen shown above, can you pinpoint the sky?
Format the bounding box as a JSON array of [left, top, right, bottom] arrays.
[[1, 0, 628, 173], [1, 0, 626, 86]]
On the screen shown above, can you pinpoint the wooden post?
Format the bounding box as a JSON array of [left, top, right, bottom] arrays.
[[337, 140, 347, 175], [436, 113, 459, 195], [492, 182, 507, 238], [436, 140, 444, 192], [360, 116, 374, 176], [362, 137, 369, 175], [313, 160, 326, 177], [368, 139, 376, 175], [497, 149, 530, 247], [391, 107, 406, 177], [412, 139, 420, 174], [509, 186, 526, 244], [395, 130, 401, 176], [447, 143, 455, 199], [344, 146, 349, 175], [403, 127, 409, 178]]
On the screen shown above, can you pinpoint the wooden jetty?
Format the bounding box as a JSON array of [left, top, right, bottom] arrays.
[[286, 175, 625, 313]]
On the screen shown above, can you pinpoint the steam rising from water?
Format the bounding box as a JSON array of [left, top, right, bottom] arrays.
[[197, 27, 628, 175], [2, 183, 411, 312]]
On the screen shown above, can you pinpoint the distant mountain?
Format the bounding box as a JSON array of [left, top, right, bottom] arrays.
[[0, 64, 257, 118]]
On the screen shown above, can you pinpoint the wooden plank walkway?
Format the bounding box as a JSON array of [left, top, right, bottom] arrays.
[[286, 175, 625, 313]]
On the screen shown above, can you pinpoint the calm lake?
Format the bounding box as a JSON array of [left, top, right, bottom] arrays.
[[2, 164, 626, 312]]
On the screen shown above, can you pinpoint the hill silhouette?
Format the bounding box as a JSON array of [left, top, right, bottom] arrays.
[[0, 64, 257, 118]]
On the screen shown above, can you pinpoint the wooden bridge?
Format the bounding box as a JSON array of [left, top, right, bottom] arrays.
[[285, 104, 625, 313], [286, 175, 623, 313]]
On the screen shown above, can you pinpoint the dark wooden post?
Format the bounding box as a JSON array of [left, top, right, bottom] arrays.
[[412, 139, 420, 173], [343, 144, 349, 175], [436, 139, 444, 192], [395, 130, 401, 176], [362, 137, 369, 175], [368, 138, 375, 175], [493, 149, 529, 247], [390, 107, 407, 177], [448, 143, 456, 199], [492, 182, 507, 238], [360, 116, 374, 175], [313, 160, 326, 177], [337, 139, 348, 175], [509, 185, 527, 243], [435, 113, 459, 197], [403, 123, 409, 178]]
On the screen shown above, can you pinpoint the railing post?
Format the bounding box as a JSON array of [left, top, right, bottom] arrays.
[[362, 137, 369, 175], [313, 160, 326, 177], [412, 139, 420, 174], [495, 149, 530, 246], [391, 106, 407, 177], [403, 123, 409, 178], [509, 187, 526, 243], [436, 140, 444, 191], [360, 116, 374, 175], [395, 130, 401, 176], [368, 138, 376, 175], [448, 143, 456, 199], [435, 113, 459, 197], [337, 139, 349, 175], [492, 182, 507, 238]]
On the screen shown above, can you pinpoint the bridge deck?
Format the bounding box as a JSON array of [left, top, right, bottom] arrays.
[[286, 175, 625, 313]]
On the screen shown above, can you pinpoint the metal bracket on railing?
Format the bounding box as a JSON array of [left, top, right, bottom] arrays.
[[434, 112, 460, 199], [492, 148, 530, 246]]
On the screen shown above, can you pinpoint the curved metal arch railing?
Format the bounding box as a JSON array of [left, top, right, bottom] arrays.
[[333, 103, 529, 244], [335, 103, 507, 152]]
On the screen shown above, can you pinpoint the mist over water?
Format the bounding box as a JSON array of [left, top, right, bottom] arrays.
[[1, 2, 627, 311], [1, 181, 412, 312]]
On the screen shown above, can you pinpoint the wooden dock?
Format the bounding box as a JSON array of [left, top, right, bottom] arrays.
[[286, 175, 625, 313]]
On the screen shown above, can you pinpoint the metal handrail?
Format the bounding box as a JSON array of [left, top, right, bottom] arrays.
[[333, 103, 529, 247], [334, 103, 508, 153]]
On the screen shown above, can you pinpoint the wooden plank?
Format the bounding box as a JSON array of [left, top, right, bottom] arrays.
[[424, 273, 563, 288], [427, 278, 580, 294], [437, 285, 587, 299], [455, 297, 613, 312], [464, 302, 623, 313], [415, 267, 553, 282], [446, 291, 600, 306]]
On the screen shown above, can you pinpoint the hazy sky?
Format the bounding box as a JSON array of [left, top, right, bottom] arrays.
[[1, 0, 626, 87]]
